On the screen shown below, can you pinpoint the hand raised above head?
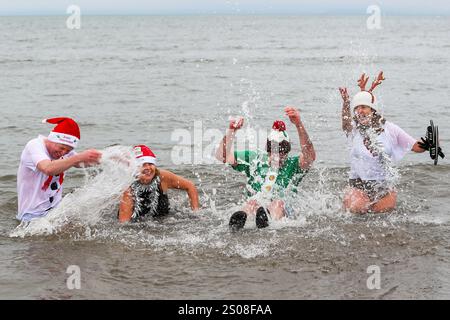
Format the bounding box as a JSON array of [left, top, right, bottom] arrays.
[[229, 117, 244, 130], [339, 87, 350, 103], [284, 106, 301, 126]]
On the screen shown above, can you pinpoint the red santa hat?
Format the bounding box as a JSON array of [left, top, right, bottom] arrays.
[[268, 120, 290, 143], [43, 117, 80, 148], [133, 145, 157, 166]]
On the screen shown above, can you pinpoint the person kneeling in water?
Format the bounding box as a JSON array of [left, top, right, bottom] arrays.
[[339, 72, 430, 214], [118, 145, 199, 222], [215, 107, 316, 230]]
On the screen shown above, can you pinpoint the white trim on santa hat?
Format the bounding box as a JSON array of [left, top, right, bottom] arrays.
[[136, 156, 157, 166], [47, 131, 79, 148]]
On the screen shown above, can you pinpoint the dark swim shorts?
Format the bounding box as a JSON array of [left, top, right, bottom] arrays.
[[349, 178, 392, 202]]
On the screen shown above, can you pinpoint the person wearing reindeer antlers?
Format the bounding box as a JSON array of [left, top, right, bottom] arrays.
[[339, 72, 433, 214], [215, 107, 316, 230]]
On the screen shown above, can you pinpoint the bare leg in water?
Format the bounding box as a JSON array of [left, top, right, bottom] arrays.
[[343, 187, 397, 214]]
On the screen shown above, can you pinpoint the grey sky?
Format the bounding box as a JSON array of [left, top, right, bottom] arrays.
[[0, 0, 449, 15]]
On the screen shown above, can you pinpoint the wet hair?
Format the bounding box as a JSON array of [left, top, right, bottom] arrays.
[[266, 139, 291, 154]]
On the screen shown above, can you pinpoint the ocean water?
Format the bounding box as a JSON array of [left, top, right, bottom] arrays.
[[0, 16, 449, 299]]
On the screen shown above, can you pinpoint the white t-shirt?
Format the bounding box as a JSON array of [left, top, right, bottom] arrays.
[[348, 121, 416, 181], [16, 135, 76, 221]]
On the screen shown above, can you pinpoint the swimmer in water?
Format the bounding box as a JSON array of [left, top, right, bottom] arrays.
[[215, 107, 316, 230], [339, 71, 440, 214], [118, 145, 199, 222], [16, 117, 102, 222]]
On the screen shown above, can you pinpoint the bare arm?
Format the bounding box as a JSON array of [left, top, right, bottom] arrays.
[[296, 121, 316, 170], [118, 187, 134, 223], [37, 149, 102, 176], [285, 107, 316, 170], [214, 118, 244, 165], [339, 88, 352, 135], [160, 170, 199, 211], [37, 157, 81, 176]]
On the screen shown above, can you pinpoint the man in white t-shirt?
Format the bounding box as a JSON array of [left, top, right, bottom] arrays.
[[17, 117, 102, 222]]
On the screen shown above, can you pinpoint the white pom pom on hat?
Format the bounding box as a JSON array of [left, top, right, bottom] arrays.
[[268, 120, 290, 143]]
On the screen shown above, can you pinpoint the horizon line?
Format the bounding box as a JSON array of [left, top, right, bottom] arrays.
[[1, 12, 449, 17]]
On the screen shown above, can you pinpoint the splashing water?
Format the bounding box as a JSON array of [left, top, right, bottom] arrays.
[[363, 126, 400, 189], [10, 146, 136, 238]]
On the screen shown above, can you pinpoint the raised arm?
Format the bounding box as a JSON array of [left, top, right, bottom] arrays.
[[339, 87, 352, 135], [214, 117, 244, 165], [118, 187, 134, 223], [160, 170, 200, 211], [285, 107, 316, 170]]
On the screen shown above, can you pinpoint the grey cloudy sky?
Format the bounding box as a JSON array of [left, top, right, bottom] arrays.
[[0, 0, 449, 15]]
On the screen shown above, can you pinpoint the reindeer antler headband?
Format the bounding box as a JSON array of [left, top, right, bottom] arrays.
[[357, 71, 386, 103]]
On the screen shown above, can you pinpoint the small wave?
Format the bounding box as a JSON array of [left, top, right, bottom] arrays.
[[223, 45, 245, 50], [76, 122, 97, 127], [0, 58, 33, 64], [178, 58, 216, 64], [0, 174, 16, 182], [307, 45, 339, 50], [42, 93, 72, 98]]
